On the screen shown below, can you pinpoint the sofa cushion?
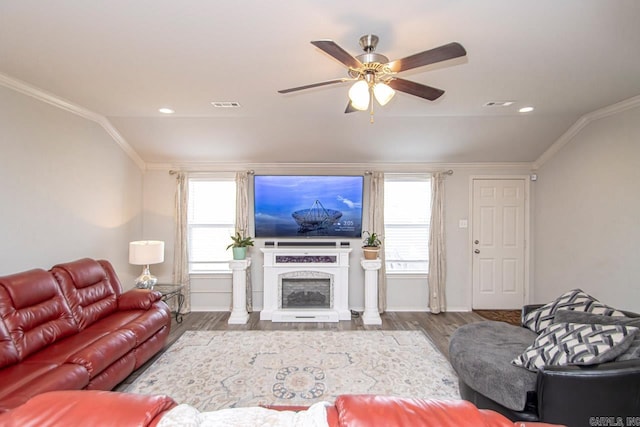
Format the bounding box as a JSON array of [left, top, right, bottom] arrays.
[[66, 329, 137, 377], [522, 289, 626, 333], [512, 322, 638, 371], [334, 394, 518, 427], [449, 321, 537, 411], [552, 310, 640, 361], [0, 269, 78, 361], [0, 363, 90, 412], [52, 259, 118, 330], [97, 259, 125, 298], [0, 314, 19, 369], [86, 351, 137, 390]]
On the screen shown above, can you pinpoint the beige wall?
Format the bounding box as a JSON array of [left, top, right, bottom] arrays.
[[0, 86, 144, 285], [534, 105, 640, 312], [143, 164, 533, 312]]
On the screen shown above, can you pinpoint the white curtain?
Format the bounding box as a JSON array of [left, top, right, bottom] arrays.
[[367, 172, 387, 313], [235, 171, 252, 312], [173, 172, 191, 313], [428, 172, 446, 313]]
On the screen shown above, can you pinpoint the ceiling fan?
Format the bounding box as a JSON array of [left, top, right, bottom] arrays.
[[278, 34, 467, 122]]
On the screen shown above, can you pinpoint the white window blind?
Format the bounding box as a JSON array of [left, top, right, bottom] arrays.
[[188, 178, 236, 273], [384, 175, 431, 274]]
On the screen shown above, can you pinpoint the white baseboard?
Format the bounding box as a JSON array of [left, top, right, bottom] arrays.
[[445, 306, 473, 312], [385, 307, 430, 312], [190, 307, 231, 312]]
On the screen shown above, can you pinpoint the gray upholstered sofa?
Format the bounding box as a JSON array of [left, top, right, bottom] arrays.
[[449, 291, 640, 427]]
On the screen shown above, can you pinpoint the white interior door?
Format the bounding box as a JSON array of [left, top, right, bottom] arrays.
[[472, 179, 526, 309]]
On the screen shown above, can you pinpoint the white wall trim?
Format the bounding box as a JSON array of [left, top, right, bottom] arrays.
[[0, 72, 146, 171], [445, 306, 473, 312], [533, 94, 640, 170], [146, 161, 534, 173]]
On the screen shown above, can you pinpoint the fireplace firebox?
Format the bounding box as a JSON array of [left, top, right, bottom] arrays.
[[281, 277, 331, 309]]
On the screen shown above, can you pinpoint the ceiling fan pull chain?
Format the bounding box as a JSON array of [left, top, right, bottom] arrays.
[[369, 87, 375, 124]]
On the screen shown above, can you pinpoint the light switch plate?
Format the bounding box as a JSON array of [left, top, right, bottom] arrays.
[[459, 219, 468, 228]]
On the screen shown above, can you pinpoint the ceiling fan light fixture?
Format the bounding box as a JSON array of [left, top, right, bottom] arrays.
[[373, 82, 395, 106], [348, 80, 370, 110]]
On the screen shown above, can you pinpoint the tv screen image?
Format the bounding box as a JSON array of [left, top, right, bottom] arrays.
[[254, 175, 364, 238]]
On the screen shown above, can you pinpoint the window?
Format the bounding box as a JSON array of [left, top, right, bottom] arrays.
[[384, 174, 431, 274], [188, 177, 236, 273]]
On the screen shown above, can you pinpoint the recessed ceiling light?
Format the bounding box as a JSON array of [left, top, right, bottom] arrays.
[[519, 106, 534, 113], [159, 107, 175, 114]]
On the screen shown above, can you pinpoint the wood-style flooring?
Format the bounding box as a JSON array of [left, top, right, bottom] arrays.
[[116, 310, 485, 390]]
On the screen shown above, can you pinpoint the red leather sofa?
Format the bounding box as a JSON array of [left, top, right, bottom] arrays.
[[0, 258, 171, 412], [0, 391, 564, 426]]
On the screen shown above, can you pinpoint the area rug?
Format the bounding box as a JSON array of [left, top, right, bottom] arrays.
[[125, 330, 459, 411]]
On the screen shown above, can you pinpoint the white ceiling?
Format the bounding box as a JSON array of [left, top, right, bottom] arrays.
[[2, 0, 640, 165]]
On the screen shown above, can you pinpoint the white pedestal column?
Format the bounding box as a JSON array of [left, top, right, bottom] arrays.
[[228, 258, 251, 324], [360, 258, 382, 325]]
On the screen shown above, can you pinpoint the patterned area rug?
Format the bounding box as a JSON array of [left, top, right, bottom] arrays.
[[125, 330, 459, 411]]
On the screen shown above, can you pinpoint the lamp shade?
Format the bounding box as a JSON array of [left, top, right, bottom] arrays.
[[373, 82, 395, 106], [348, 80, 370, 111], [129, 241, 165, 265]]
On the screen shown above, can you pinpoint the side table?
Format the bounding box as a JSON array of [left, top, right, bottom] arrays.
[[154, 284, 185, 323]]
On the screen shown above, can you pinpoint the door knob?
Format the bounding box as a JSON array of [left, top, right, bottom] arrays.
[[474, 240, 479, 244], [474, 249, 480, 254]]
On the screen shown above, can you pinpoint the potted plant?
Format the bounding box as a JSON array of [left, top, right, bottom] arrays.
[[227, 232, 254, 260], [362, 231, 382, 260]]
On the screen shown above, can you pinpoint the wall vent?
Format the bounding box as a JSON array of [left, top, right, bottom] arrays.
[[211, 101, 241, 108], [483, 101, 515, 107]]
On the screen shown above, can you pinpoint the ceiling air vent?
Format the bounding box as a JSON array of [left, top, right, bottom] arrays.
[[211, 101, 241, 108], [483, 101, 515, 107]]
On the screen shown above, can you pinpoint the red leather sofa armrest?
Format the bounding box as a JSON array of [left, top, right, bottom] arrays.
[[118, 288, 162, 311], [0, 390, 176, 427]]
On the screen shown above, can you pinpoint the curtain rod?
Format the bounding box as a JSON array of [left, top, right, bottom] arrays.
[[170, 169, 453, 176], [364, 169, 453, 175], [169, 169, 255, 175]]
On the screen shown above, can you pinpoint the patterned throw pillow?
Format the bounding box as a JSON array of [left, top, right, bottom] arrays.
[[511, 322, 638, 371], [552, 310, 640, 361], [522, 289, 626, 333]]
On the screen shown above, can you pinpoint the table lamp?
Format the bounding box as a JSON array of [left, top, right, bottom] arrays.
[[129, 240, 165, 289]]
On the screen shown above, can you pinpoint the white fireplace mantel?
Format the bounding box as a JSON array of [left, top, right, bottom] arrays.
[[260, 246, 352, 322]]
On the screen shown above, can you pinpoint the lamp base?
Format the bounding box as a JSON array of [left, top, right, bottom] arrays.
[[134, 265, 158, 289]]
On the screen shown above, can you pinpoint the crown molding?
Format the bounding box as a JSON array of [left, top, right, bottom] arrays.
[[145, 161, 534, 174], [533, 94, 640, 170], [0, 72, 146, 171]]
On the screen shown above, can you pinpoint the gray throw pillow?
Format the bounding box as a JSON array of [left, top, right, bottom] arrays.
[[522, 289, 626, 334], [511, 322, 638, 371], [553, 310, 640, 361]]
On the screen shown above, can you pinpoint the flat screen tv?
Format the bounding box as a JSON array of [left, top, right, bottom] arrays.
[[254, 175, 364, 238]]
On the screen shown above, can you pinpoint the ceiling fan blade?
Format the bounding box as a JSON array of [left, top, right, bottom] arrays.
[[344, 101, 358, 114], [311, 40, 363, 69], [278, 79, 349, 94], [387, 42, 466, 73], [387, 78, 445, 101]]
